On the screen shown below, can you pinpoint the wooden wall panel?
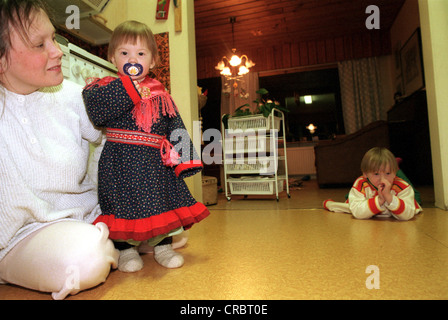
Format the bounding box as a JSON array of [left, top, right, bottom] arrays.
[[197, 31, 392, 79], [325, 39, 336, 62], [299, 42, 308, 66], [307, 41, 317, 65], [291, 43, 300, 67], [317, 40, 326, 65]]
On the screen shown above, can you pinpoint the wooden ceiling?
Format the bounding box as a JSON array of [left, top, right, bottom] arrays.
[[194, 0, 405, 57]]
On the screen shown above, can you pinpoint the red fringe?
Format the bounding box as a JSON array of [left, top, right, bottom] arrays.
[[93, 202, 210, 241], [84, 75, 179, 133], [132, 91, 178, 133]]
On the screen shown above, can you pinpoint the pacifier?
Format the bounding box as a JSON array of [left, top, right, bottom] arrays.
[[123, 63, 144, 77]]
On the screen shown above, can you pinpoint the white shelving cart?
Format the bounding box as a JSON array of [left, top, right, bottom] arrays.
[[221, 109, 290, 201]]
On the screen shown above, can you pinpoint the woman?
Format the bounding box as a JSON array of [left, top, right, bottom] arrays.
[[0, 0, 119, 299]]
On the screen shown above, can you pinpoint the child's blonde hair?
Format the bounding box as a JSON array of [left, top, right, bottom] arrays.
[[360, 147, 398, 173], [107, 20, 159, 67]]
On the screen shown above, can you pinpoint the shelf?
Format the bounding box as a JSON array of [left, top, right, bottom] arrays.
[[223, 135, 278, 155], [227, 177, 286, 195], [222, 109, 290, 201], [227, 175, 288, 182], [224, 156, 285, 175], [226, 113, 281, 131]]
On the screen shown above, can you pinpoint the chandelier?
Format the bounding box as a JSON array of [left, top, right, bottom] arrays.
[[215, 17, 255, 80]]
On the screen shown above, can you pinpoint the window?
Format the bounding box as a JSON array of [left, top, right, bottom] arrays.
[[259, 68, 345, 142]]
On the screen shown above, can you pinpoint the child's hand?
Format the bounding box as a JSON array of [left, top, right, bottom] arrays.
[[378, 177, 393, 205]]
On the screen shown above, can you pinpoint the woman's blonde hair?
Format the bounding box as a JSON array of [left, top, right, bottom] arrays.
[[360, 147, 398, 173], [107, 20, 159, 68]]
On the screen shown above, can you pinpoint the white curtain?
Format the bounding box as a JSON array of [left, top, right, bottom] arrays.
[[338, 57, 385, 134], [220, 72, 259, 116]]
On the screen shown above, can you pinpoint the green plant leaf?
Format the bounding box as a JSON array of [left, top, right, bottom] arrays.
[[222, 114, 230, 129], [256, 88, 269, 95], [234, 103, 250, 112]]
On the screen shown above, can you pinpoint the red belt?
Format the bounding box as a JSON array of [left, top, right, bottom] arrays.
[[106, 128, 165, 148], [106, 128, 179, 166]]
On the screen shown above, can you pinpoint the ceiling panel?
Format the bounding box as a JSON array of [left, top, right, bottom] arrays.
[[194, 0, 405, 57]]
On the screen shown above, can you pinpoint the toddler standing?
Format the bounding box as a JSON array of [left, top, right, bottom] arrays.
[[83, 20, 210, 272]]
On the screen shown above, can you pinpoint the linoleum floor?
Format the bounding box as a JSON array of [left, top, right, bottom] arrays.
[[1, 179, 447, 300]]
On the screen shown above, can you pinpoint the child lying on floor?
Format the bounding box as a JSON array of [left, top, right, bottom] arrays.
[[323, 147, 422, 221]]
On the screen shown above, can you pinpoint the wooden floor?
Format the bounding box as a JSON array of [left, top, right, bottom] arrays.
[[1, 179, 447, 300]]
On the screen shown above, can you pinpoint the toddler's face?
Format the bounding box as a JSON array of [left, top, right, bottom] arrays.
[[363, 164, 396, 190], [111, 38, 155, 82]]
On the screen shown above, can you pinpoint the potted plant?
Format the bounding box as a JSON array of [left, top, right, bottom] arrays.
[[222, 88, 288, 129], [253, 88, 289, 117]]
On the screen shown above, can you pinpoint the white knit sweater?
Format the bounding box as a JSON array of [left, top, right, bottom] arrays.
[[0, 80, 102, 261]]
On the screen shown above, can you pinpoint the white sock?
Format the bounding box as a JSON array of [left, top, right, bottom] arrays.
[[118, 247, 143, 272], [137, 230, 189, 254], [172, 230, 189, 250], [154, 244, 184, 268]]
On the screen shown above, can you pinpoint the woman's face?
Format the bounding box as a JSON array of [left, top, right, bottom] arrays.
[[0, 9, 63, 94]]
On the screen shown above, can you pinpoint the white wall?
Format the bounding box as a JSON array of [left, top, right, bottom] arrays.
[[383, 0, 448, 210], [419, 0, 448, 210]]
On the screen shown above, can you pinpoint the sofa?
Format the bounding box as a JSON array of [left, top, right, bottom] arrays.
[[314, 120, 390, 188]]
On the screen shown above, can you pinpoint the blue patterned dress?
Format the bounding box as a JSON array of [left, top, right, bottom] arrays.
[[82, 75, 210, 242]]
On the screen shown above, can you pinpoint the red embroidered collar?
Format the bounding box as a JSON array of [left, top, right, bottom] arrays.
[[86, 75, 178, 133]]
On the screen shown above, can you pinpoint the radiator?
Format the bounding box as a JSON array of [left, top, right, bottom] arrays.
[[280, 146, 316, 175]]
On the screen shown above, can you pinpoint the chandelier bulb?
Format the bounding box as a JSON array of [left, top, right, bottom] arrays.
[[245, 59, 255, 68], [216, 17, 254, 79], [215, 60, 225, 71], [221, 67, 232, 76], [229, 55, 241, 67], [238, 66, 249, 75]]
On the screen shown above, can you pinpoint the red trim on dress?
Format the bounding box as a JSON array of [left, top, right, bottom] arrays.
[[105, 128, 180, 167], [120, 76, 141, 105], [175, 160, 204, 177], [94, 202, 210, 241], [106, 128, 165, 147], [85, 75, 177, 134]]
